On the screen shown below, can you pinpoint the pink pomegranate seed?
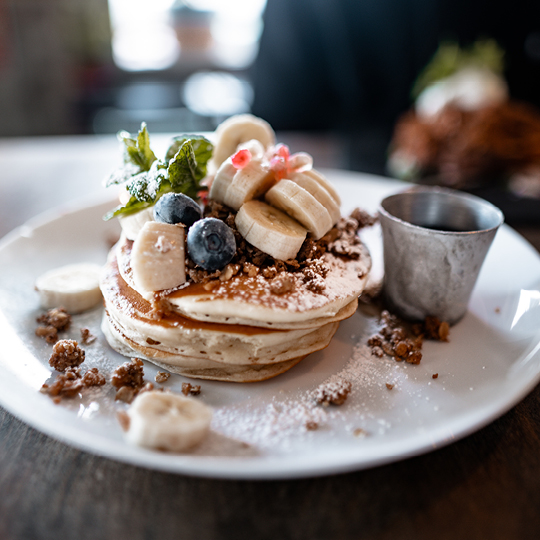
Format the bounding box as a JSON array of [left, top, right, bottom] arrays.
[[274, 143, 290, 160], [270, 156, 286, 180], [232, 149, 252, 169]]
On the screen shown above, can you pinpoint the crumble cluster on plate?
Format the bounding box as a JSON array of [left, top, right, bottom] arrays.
[[367, 310, 450, 364]]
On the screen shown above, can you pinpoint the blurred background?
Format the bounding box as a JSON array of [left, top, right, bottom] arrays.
[[1, 0, 540, 217], [0, 0, 267, 137]]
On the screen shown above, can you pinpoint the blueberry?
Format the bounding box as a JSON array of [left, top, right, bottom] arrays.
[[153, 192, 202, 228], [187, 218, 236, 271]]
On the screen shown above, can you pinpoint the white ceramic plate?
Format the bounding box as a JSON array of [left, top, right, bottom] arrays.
[[1, 172, 540, 480]]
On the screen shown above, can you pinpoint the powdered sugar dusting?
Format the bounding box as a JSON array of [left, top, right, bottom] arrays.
[[209, 317, 411, 453], [213, 395, 327, 452], [155, 235, 172, 253]]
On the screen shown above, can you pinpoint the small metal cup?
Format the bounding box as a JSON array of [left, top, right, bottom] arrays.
[[378, 186, 504, 325]]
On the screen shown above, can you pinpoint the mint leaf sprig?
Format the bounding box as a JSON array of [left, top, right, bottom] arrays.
[[105, 123, 157, 187], [412, 39, 505, 99], [104, 125, 213, 221]]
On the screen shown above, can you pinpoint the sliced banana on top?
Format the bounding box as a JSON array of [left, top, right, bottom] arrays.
[[131, 221, 186, 293], [210, 156, 275, 210], [125, 391, 213, 452], [210, 114, 275, 172], [209, 159, 236, 204], [265, 179, 332, 240], [237, 138, 266, 160], [287, 152, 313, 172], [118, 206, 155, 241], [236, 200, 307, 261], [225, 159, 275, 210], [35, 263, 103, 313], [288, 171, 341, 225], [303, 169, 342, 206]]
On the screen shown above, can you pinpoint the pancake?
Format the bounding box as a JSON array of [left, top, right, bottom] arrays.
[[101, 253, 338, 368], [115, 234, 370, 329], [101, 223, 369, 381], [102, 315, 308, 382]]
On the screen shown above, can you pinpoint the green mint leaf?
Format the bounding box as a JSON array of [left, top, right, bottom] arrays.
[[105, 162, 140, 187], [412, 39, 505, 99], [104, 132, 212, 220], [470, 39, 505, 74], [105, 123, 157, 187], [103, 199, 154, 221], [127, 161, 168, 202], [167, 139, 210, 199], [133, 123, 157, 169], [165, 134, 213, 172]]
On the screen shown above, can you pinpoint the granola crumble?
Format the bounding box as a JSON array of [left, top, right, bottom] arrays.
[[269, 275, 296, 295], [367, 309, 450, 365], [182, 382, 201, 396], [423, 316, 450, 342], [189, 201, 371, 289], [49, 339, 85, 372], [242, 262, 259, 277], [370, 312, 418, 363], [81, 367, 106, 387], [37, 307, 71, 331], [326, 217, 366, 260], [305, 274, 325, 294], [349, 207, 378, 228], [36, 307, 71, 343], [315, 379, 352, 406], [41, 367, 83, 399], [155, 371, 171, 384], [80, 327, 97, 345], [35, 325, 59, 344], [111, 358, 145, 389], [219, 263, 240, 282]]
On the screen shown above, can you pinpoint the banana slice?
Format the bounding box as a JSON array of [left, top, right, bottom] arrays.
[[131, 221, 186, 293], [209, 156, 275, 210], [304, 169, 342, 206], [288, 152, 313, 172], [236, 200, 307, 261], [211, 114, 275, 171], [289, 171, 341, 225], [35, 263, 102, 313], [225, 159, 275, 210], [265, 179, 332, 240], [118, 207, 155, 241], [125, 391, 213, 452], [209, 158, 236, 204], [237, 138, 266, 160]]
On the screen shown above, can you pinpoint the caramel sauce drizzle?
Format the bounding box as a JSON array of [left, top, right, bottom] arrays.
[[103, 258, 283, 336]]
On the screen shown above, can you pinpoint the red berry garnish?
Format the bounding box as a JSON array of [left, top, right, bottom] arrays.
[[275, 143, 290, 160], [232, 149, 252, 169], [198, 189, 209, 206]]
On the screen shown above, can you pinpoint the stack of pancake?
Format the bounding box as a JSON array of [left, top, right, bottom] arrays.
[[100, 235, 371, 382]]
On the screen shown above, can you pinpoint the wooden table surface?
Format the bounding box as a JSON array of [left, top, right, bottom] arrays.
[[1, 134, 540, 540]]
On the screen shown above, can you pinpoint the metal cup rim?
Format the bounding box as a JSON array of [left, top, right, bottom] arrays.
[[378, 186, 504, 235]]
